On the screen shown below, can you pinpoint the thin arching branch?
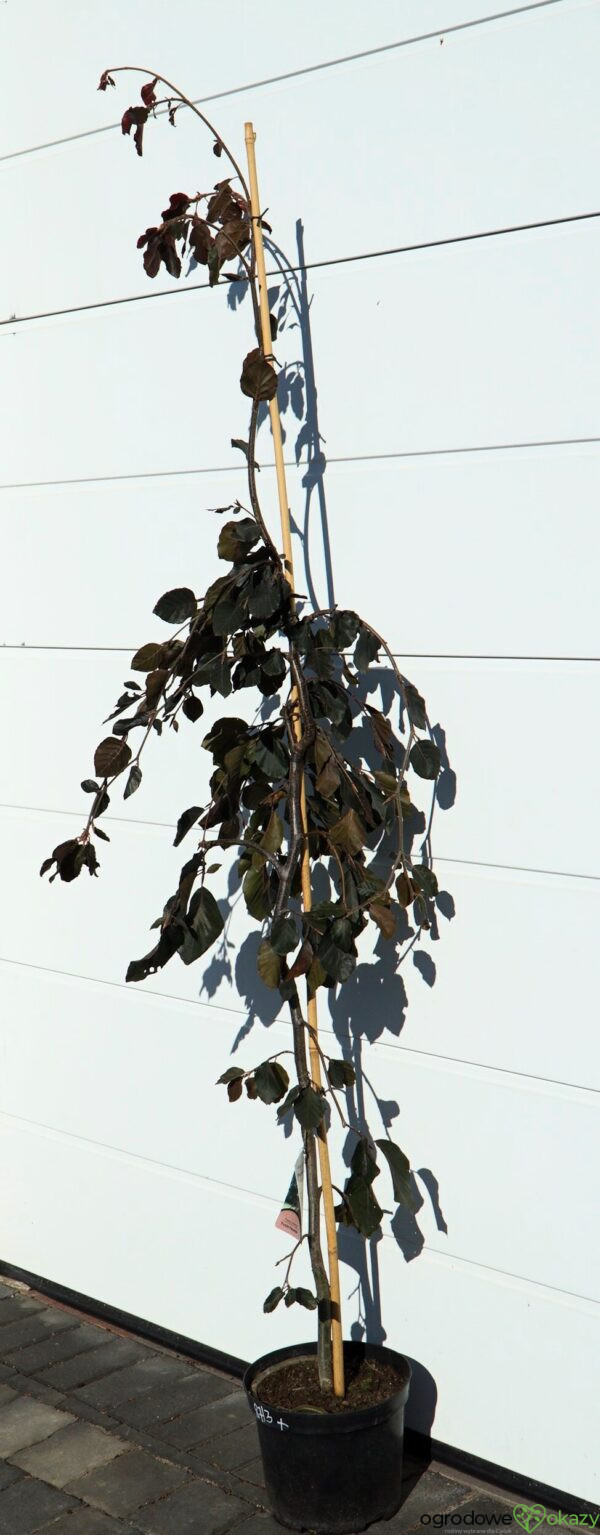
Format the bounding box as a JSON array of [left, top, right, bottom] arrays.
[[101, 66, 250, 200]]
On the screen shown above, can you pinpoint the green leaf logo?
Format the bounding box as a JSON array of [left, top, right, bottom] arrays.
[[513, 1505, 546, 1531]]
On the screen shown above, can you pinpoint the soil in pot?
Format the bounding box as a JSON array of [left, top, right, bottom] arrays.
[[254, 1352, 406, 1414]]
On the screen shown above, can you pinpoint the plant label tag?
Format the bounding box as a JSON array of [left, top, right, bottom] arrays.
[[275, 1149, 304, 1238]]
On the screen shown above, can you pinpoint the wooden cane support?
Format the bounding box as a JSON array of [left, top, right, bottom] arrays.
[[244, 123, 344, 1399]]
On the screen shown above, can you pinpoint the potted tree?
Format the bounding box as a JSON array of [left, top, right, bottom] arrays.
[[41, 67, 444, 1534]]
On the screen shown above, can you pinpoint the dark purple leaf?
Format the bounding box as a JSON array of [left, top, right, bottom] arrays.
[[174, 806, 202, 848], [240, 348, 278, 402], [93, 737, 132, 778], [153, 588, 196, 623], [161, 191, 190, 221], [121, 105, 148, 156], [141, 78, 158, 108]]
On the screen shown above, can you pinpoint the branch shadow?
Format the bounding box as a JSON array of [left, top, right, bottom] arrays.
[[226, 219, 335, 610]]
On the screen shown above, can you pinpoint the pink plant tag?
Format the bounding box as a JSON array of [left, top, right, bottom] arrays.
[[275, 1207, 301, 1239]]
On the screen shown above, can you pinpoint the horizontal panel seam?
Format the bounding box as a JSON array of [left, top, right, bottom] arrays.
[[2, 206, 599, 331], [1, 803, 599, 882], [0, 1, 566, 164], [435, 853, 600, 880], [1, 1109, 597, 1309], [0, 954, 598, 1094], [1, 648, 599, 662], [2, 438, 600, 491], [416, 1244, 599, 1308]]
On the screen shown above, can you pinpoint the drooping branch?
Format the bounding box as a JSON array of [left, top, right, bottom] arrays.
[[100, 66, 250, 200]]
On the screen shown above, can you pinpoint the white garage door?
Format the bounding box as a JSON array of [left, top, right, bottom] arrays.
[[0, 0, 598, 1504]]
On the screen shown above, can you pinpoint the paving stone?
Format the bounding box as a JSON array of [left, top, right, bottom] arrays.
[[61, 1396, 118, 1431], [0, 1296, 44, 1325], [129, 1478, 250, 1535], [148, 1441, 249, 1503], [204, 1420, 261, 1470], [234, 1457, 266, 1490], [4, 1321, 115, 1376], [0, 1308, 77, 1357], [39, 1338, 148, 1391], [11, 1418, 128, 1486], [367, 1468, 475, 1533], [156, 1389, 250, 1449], [76, 1353, 196, 1410], [37, 1511, 127, 1535], [0, 1475, 77, 1534], [117, 1371, 233, 1429], [67, 1445, 190, 1516], [2, 1368, 67, 1408], [0, 1458, 23, 1491], [230, 1518, 285, 1534], [0, 1390, 15, 1412], [0, 1397, 74, 1456], [0, 1288, 15, 1303]]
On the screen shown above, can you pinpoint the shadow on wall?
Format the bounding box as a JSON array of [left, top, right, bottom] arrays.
[[197, 221, 457, 1437], [226, 218, 335, 611]]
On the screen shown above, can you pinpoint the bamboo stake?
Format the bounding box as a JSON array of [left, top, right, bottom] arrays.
[[244, 122, 344, 1399]]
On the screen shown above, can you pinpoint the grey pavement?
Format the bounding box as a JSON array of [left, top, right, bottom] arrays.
[[0, 1278, 536, 1533]]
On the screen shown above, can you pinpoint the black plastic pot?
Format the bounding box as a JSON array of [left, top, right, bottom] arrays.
[[243, 1340, 411, 1534]]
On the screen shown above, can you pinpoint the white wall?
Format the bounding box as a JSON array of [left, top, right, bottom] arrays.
[[1, 0, 599, 1503]]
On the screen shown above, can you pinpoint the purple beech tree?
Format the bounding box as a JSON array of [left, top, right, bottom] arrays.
[[41, 67, 444, 1398]]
